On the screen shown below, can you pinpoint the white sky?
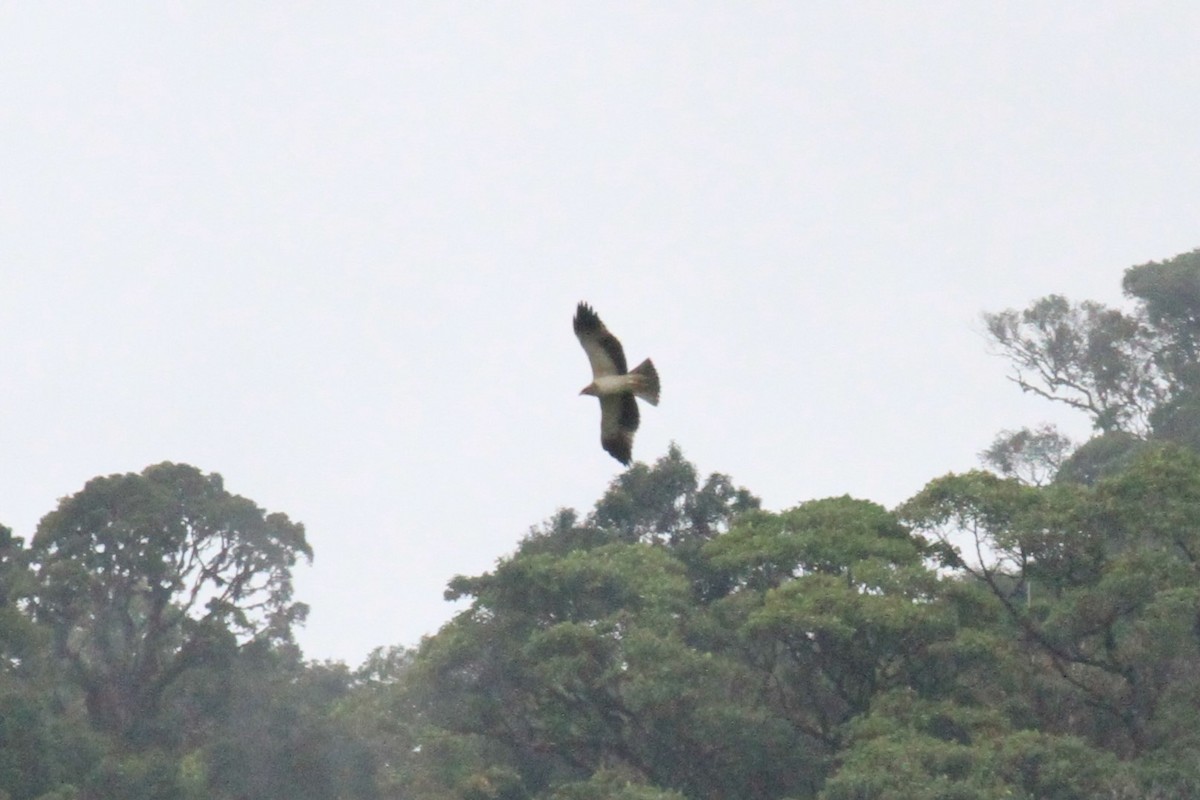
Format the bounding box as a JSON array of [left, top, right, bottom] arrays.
[[3, 3, 1198, 665]]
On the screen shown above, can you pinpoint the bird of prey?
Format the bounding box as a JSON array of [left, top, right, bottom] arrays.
[[574, 302, 660, 465]]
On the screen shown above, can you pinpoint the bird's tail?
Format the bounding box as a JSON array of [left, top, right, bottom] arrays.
[[630, 358, 660, 406]]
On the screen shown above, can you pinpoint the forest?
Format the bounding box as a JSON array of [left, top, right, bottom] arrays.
[[4, 249, 1200, 800]]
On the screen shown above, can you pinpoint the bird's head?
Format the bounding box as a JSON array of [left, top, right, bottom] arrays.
[[579, 383, 598, 397]]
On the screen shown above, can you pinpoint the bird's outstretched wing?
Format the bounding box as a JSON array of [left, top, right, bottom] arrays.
[[574, 302, 627, 377], [599, 393, 640, 465]]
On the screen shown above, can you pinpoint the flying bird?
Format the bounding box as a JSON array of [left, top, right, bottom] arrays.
[[574, 302, 660, 465]]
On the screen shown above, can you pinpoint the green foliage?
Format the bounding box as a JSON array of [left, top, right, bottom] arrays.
[[427, 539, 702, 789], [984, 248, 1200, 474], [83, 750, 193, 800], [0, 527, 107, 800], [980, 424, 1075, 486], [905, 446, 1200, 767], [449, 541, 691, 632], [411, 467, 1006, 800], [0, 526, 40, 674], [11, 250, 1200, 800], [408, 433, 1200, 796], [983, 294, 1162, 433], [1123, 248, 1200, 392], [29, 463, 311, 742], [202, 647, 378, 800], [590, 444, 760, 546], [411, 452, 823, 800], [392, 420, 1200, 799], [823, 692, 1130, 800], [0, 690, 102, 800], [1149, 392, 1200, 451], [1054, 430, 1146, 486], [543, 768, 686, 800], [1127, 253, 1200, 451], [0, 465, 356, 800], [706, 496, 922, 587]]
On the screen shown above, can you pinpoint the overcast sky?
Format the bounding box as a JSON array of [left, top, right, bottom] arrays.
[[3, 3, 1198, 665]]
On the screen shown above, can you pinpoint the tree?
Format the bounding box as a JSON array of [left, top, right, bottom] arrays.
[[0, 525, 102, 800], [0, 525, 38, 677], [901, 447, 1200, 768], [982, 248, 1200, 466], [980, 424, 1075, 486], [703, 497, 958, 751], [201, 646, 379, 800], [590, 444, 759, 547], [587, 444, 759, 602], [820, 690, 1131, 800], [983, 294, 1163, 435], [1053, 430, 1145, 486], [1123, 249, 1200, 454], [29, 462, 312, 744], [430, 540, 704, 795], [403, 451, 811, 800], [405, 458, 1006, 800], [1122, 248, 1200, 393], [544, 768, 687, 800]]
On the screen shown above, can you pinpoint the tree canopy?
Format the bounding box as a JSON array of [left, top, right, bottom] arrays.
[[29, 462, 312, 743], [5, 248, 1200, 799]]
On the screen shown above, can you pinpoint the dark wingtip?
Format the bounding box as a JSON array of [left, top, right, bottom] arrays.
[[602, 434, 632, 466], [574, 301, 603, 335]]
